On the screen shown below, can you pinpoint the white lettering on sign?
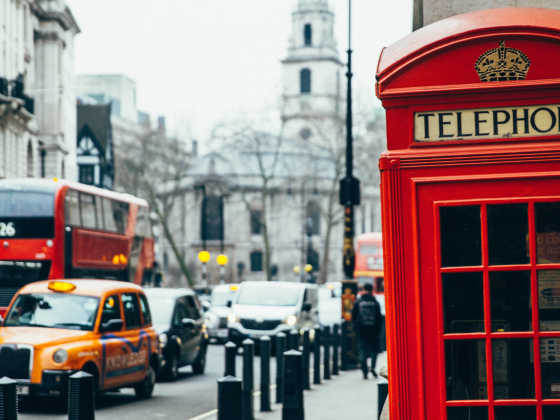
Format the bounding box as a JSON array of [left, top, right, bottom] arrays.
[[0, 222, 15, 237], [414, 104, 560, 141]]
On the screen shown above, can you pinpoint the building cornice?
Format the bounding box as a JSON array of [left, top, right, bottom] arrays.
[[31, 3, 81, 34], [281, 56, 343, 66]]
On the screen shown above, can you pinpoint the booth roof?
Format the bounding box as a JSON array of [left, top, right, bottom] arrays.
[[376, 7, 560, 78]]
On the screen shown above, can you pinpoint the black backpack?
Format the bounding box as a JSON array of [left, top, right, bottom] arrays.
[[356, 300, 377, 328]]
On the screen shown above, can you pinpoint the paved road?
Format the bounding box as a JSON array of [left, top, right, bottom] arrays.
[[18, 343, 277, 420]]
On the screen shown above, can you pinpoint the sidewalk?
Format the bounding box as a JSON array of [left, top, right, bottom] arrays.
[[206, 351, 387, 420]]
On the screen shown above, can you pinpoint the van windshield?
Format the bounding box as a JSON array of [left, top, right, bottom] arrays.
[[236, 284, 300, 306]]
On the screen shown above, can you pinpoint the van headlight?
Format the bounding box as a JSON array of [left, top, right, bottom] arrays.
[[53, 349, 68, 364], [159, 334, 168, 348], [286, 315, 297, 326], [228, 313, 239, 323]]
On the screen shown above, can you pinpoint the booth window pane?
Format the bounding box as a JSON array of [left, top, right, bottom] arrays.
[[490, 271, 532, 332], [443, 272, 484, 334], [543, 405, 560, 418], [537, 270, 560, 332], [447, 407, 488, 420], [535, 202, 560, 264], [492, 338, 534, 400], [440, 206, 481, 267], [445, 339, 486, 400], [540, 338, 560, 398], [487, 204, 529, 265], [494, 406, 536, 420]]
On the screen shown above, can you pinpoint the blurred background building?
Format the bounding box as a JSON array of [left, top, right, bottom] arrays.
[[0, 0, 79, 181]]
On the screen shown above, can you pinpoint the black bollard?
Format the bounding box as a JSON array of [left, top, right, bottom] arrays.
[[0, 377, 18, 420], [313, 325, 321, 385], [242, 339, 254, 420], [289, 329, 299, 350], [260, 336, 271, 412], [323, 324, 331, 380], [377, 380, 389, 420], [225, 341, 237, 377], [340, 321, 348, 371], [302, 328, 311, 390], [276, 332, 287, 403], [217, 376, 243, 420], [282, 350, 304, 420], [332, 323, 339, 375], [68, 371, 95, 420]]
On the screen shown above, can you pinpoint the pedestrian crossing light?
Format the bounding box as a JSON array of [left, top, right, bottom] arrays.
[[198, 251, 210, 263], [217, 254, 228, 266], [305, 264, 313, 273], [293, 265, 301, 274]]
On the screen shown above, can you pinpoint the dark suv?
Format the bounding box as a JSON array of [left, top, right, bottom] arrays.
[[144, 288, 208, 381]]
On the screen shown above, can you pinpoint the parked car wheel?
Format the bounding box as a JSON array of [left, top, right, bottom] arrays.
[[192, 347, 207, 374], [135, 365, 156, 399]]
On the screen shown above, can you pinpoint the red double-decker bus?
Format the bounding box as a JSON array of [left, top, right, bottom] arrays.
[[354, 232, 384, 295], [0, 178, 155, 313]]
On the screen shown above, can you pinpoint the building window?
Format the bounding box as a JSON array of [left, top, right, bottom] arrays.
[[26, 142, 33, 177], [79, 165, 95, 185], [300, 69, 311, 94], [250, 251, 263, 272], [306, 201, 320, 235], [304, 24, 312, 46], [201, 195, 223, 241], [300, 127, 312, 140], [250, 209, 262, 235]]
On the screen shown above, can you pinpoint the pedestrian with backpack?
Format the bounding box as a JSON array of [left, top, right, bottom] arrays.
[[352, 282, 383, 379]]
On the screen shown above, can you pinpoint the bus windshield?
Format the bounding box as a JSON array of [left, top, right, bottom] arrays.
[[0, 192, 54, 217]]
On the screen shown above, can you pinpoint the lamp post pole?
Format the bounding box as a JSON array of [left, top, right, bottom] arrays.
[[341, 0, 359, 280]]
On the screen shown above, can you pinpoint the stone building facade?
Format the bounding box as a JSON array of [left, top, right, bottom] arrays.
[[414, 0, 560, 29], [0, 0, 79, 181]]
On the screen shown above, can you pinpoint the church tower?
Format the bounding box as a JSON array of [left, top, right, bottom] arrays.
[[281, 0, 344, 143]]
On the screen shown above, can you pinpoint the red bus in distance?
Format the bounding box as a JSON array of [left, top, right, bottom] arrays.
[[354, 232, 384, 296], [0, 178, 155, 314]]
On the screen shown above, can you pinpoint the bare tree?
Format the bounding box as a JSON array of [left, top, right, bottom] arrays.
[[115, 126, 195, 286], [211, 122, 283, 281]]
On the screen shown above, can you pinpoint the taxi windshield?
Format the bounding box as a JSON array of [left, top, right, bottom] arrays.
[[4, 294, 100, 331]]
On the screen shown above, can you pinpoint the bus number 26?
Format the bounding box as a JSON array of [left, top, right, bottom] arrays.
[[0, 222, 15, 237]]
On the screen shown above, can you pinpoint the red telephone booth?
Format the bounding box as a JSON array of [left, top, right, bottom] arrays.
[[377, 8, 560, 420]]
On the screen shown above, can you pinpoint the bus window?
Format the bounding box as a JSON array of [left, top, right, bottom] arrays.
[[80, 193, 97, 229], [65, 190, 80, 226], [360, 244, 378, 254], [96, 197, 105, 230], [102, 198, 117, 232], [135, 206, 151, 237], [113, 201, 129, 234]]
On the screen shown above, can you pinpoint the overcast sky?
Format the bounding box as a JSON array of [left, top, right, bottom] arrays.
[[66, 0, 413, 145]]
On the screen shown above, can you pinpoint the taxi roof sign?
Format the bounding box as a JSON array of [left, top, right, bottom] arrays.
[[230, 285, 238, 291], [48, 281, 76, 292]]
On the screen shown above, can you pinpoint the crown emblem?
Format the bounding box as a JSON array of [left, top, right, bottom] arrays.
[[475, 41, 531, 82]]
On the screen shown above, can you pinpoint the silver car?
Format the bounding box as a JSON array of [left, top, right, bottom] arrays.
[[204, 284, 239, 343]]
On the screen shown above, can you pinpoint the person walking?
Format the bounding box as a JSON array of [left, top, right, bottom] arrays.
[[352, 283, 383, 379]]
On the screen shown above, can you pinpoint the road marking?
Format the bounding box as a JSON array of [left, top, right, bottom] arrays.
[[187, 384, 278, 419], [187, 409, 217, 420]]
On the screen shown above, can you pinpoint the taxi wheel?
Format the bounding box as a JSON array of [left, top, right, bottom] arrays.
[[135, 365, 156, 399], [192, 346, 206, 375]]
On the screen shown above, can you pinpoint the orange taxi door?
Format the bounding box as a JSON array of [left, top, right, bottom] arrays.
[[119, 293, 149, 384], [99, 295, 129, 390]]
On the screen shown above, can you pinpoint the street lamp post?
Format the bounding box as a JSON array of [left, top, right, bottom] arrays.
[[217, 254, 228, 285], [340, 0, 360, 280], [198, 251, 210, 288]]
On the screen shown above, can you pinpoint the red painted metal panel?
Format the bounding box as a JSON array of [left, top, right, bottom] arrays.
[[72, 229, 132, 269]]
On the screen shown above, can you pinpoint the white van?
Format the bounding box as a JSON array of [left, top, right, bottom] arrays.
[[227, 281, 318, 345]]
